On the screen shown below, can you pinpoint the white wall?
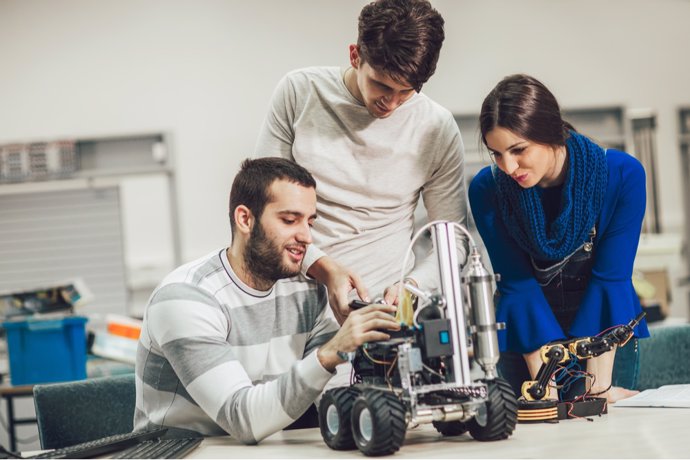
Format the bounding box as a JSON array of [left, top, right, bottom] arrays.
[[0, 0, 361, 261], [1, 0, 689, 282]]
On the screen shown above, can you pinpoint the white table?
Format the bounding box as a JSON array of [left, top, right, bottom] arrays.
[[189, 406, 688, 458]]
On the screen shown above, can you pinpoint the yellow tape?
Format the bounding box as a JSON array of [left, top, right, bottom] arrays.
[[396, 289, 415, 326]]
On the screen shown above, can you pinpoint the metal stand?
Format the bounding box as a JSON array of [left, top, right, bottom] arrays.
[[0, 384, 36, 452]]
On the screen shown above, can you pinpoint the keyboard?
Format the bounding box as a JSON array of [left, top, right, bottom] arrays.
[[112, 437, 202, 459], [26, 428, 168, 459]]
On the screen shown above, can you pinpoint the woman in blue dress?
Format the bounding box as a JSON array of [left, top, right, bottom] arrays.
[[468, 74, 649, 403]]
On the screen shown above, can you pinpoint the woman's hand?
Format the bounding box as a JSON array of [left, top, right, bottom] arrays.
[[307, 256, 369, 325], [604, 386, 639, 403]]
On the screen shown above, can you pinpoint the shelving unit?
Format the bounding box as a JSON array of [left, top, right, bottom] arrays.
[[679, 108, 690, 246], [678, 107, 690, 316], [562, 106, 629, 151], [0, 133, 180, 317], [630, 111, 661, 234], [453, 113, 489, 183]]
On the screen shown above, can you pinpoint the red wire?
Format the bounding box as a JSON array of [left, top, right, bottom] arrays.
[[596, 324, 624, 337]]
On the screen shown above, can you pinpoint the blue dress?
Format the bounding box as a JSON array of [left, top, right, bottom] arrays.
[[469, 149, 650, 354]]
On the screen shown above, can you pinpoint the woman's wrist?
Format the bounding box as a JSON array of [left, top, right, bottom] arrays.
[[589, 384, 612, 396]]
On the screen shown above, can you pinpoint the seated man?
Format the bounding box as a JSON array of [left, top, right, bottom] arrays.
[[134, 157, 399, 444]]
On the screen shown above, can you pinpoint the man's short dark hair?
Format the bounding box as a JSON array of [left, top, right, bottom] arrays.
[[229, 157, 316, 234], [357, 0, 445, 92]]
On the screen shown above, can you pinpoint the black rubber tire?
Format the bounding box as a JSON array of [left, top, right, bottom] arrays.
[[432, 420, 468, 437], [468, 377, 518, 441], [319, 387, 360, 450], [351, 390, 407, 456]]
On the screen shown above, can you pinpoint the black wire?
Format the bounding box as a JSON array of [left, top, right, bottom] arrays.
[[589, 384, 612, 397]]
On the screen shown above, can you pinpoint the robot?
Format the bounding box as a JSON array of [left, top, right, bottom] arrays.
[[318, 221, 518, 456], [517, 312, 646, 422]]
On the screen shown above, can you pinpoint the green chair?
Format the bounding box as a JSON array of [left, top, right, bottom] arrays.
[[612, 323, 690, 390], [33, 373, 136, 449], [636, 324, 690, 390]]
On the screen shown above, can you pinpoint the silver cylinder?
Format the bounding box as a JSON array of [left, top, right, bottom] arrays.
[[466, 250, 500, 379], [412, 408, 434, 425]]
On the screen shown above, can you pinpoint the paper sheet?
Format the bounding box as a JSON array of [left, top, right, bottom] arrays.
[[614, 384, 690, 408]]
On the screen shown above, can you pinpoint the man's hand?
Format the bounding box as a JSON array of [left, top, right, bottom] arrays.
[[317, 304, 400, 372], [307, 256, 369, 324], [383, 278, 417, 306]]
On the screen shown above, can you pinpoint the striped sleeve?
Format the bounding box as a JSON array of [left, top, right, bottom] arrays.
[[303, 284, 339, 357], [146, 283, 334, 444]]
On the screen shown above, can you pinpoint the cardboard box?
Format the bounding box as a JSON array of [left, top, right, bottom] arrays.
[[635, 269, 671, 319]]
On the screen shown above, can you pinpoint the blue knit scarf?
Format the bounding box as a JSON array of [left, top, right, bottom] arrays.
[[492, 131, 608, 261]]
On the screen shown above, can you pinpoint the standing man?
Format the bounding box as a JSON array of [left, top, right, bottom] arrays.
[[255, 0, 467, 321], [134, 158, 399, 444]]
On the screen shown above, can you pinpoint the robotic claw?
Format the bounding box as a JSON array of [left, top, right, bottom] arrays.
[[518, 312, 646, 422]]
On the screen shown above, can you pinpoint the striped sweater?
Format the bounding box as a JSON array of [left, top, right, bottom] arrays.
[[134, 249, 339, 443]]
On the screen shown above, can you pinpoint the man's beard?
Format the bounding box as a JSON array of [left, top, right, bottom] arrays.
[[244, 222, 301, 286]]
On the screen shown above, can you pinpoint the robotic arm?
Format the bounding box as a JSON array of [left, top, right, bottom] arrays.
[[521, 312, 646, 402], [568, 311, 645, 359]]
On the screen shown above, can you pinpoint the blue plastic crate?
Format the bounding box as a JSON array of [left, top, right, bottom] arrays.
[[3, 316, 88, 385]]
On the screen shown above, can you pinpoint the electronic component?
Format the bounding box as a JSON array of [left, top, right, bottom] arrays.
[[319, 221, 517, 456]]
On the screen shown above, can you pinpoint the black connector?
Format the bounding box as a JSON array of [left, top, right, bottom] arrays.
[[349, 299, 371, 310]]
